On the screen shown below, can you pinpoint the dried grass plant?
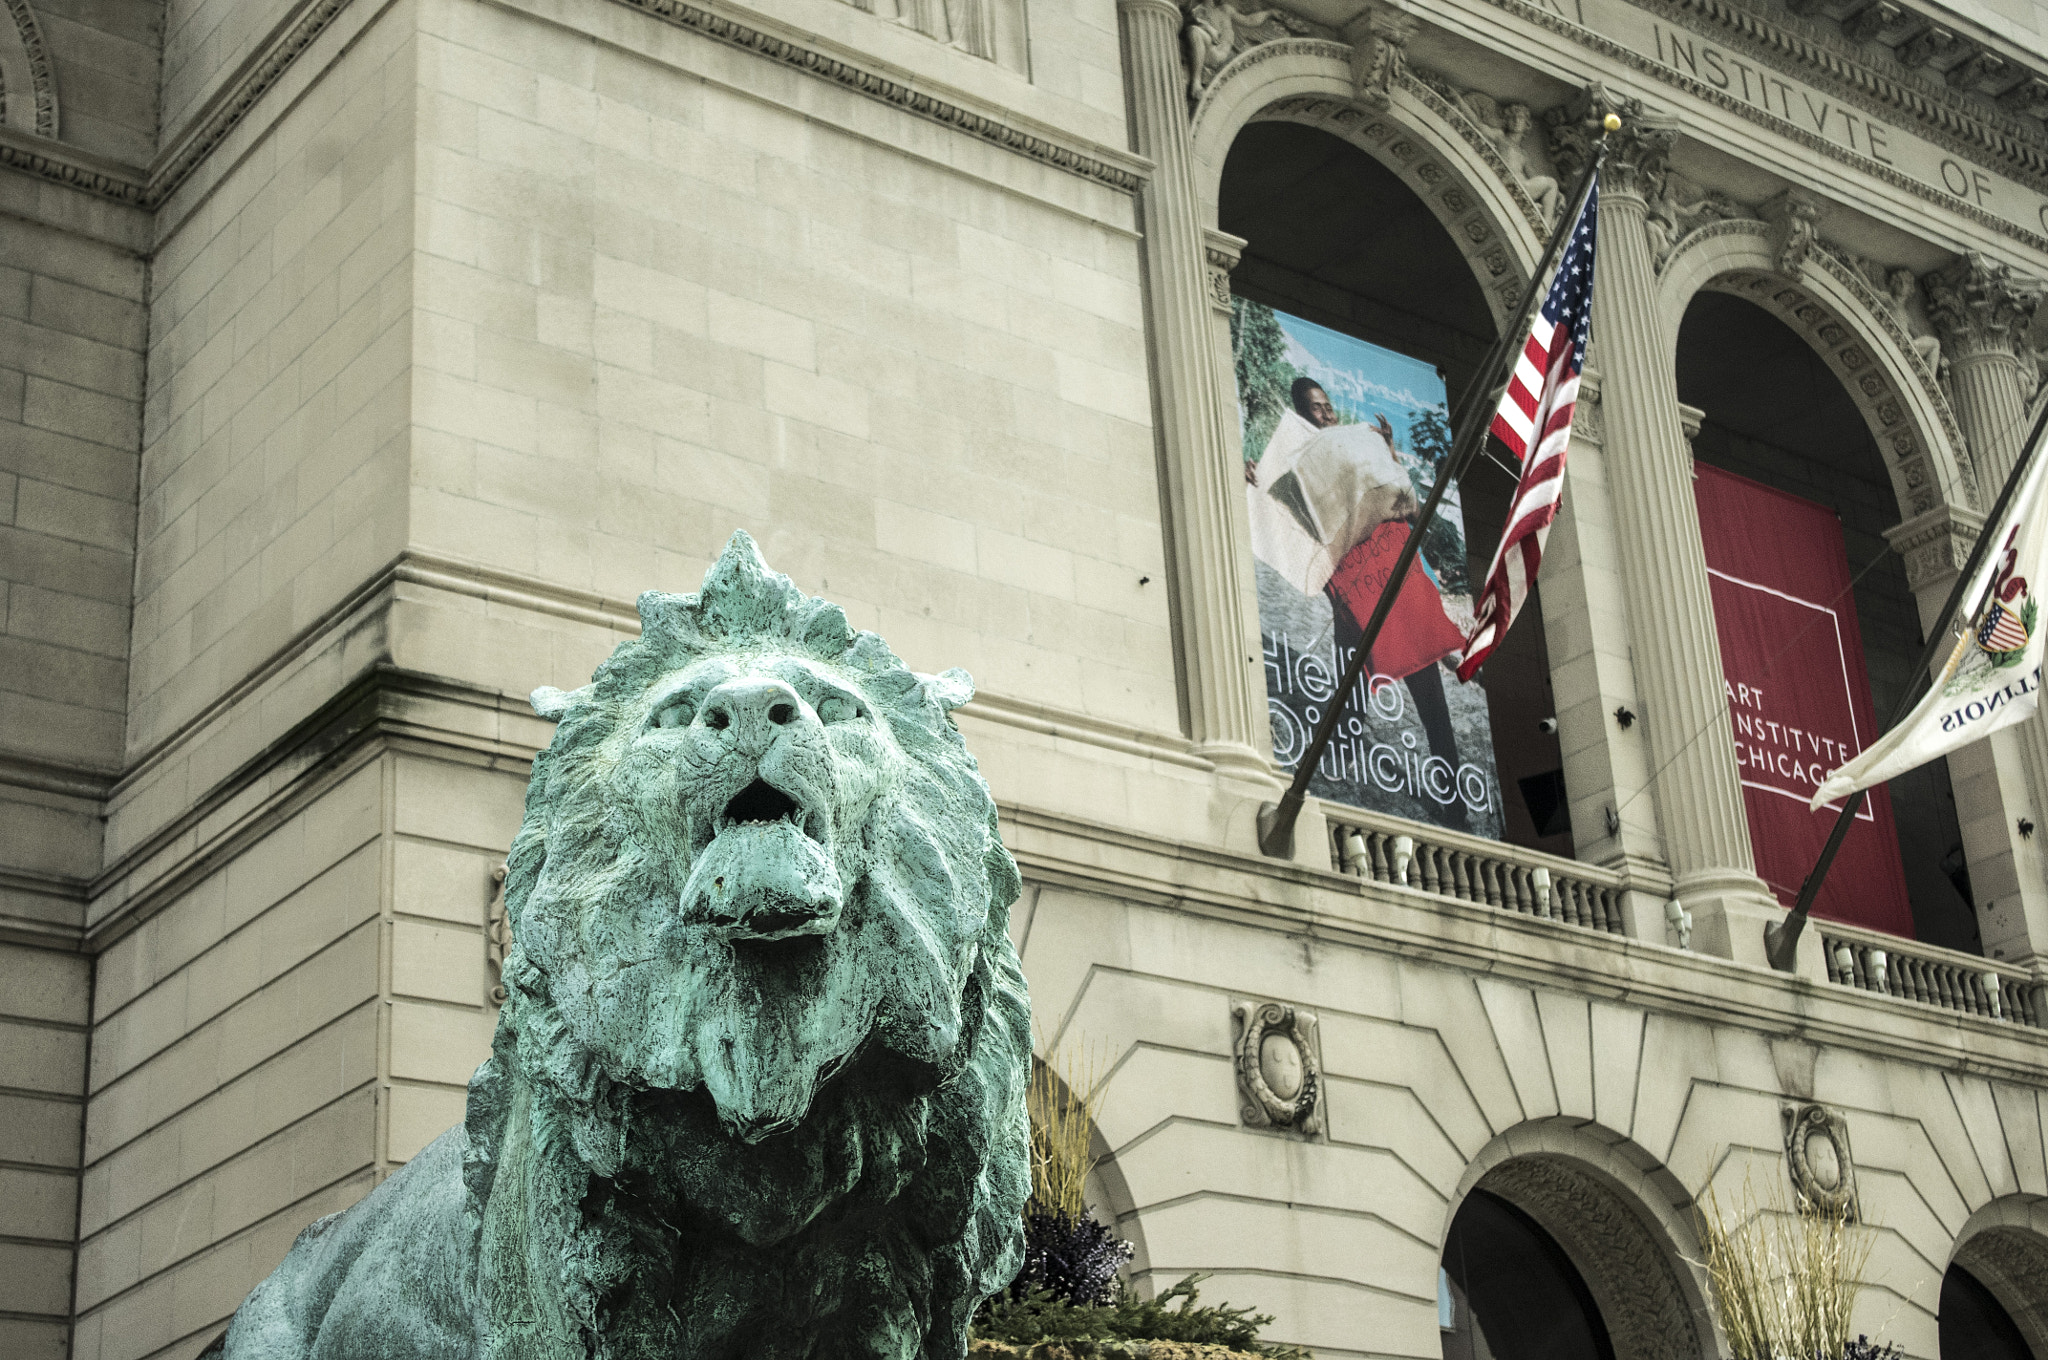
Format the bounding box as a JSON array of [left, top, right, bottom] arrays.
[[1027, 1035, 1111, 1218], [1698, 1175, 1877, 1360]]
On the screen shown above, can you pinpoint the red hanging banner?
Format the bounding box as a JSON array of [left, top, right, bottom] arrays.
[[1693, 463, 1915, 937]]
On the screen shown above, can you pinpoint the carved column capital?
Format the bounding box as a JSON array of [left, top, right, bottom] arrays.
[[1342, 5, 1418, 109], [1883, 503, 1983, 595], [1677, 401, 1704, 444], [1547, 84, 1676, 201], [1203, 226, 1247, 313], [1759, 188, 1828, 281], [1926, 251, 2043, 364]]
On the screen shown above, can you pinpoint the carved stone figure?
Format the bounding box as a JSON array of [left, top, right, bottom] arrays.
[[1642, 170, 1740, 270], [1783, 1101, 1858, 1218], [1462, 93, 1560, 222], [1233, 1000, 1323, 1134], [1183, 0, 1277, 100], [203, 532, 1033, 1360], [1885, 268, 1945, 375]]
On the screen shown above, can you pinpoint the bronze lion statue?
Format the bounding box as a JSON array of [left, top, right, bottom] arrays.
[[208, 533, 1032, 1359]]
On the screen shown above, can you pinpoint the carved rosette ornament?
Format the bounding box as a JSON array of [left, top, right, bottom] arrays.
[[1926, 251, 2043, 365], [1783, 1102, 1859, 1217], [1232, 1000, 1323, 1134]]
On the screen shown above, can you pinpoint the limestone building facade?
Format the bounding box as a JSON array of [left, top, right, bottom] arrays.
[[9, 0, 2048, 1350]]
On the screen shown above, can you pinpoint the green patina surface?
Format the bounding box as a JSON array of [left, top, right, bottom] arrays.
[[210, 532, 1032, 1360]]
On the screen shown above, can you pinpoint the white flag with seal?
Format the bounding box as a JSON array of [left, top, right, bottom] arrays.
[[1810, 442, 2048, 809]]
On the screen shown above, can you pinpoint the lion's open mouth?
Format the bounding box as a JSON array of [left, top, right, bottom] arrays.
[[720, 779, 821, 843]]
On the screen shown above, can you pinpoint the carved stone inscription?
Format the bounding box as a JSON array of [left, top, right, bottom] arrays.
[[1522, 0, 2048, 239]]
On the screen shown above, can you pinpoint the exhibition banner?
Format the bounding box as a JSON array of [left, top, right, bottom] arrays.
[[1232, 299, 1505, 838], [1694, 463, 1915, 936]]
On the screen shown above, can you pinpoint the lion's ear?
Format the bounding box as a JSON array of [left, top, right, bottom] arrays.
[[530, 686, 585, 720], [923, 668, 975, 712]]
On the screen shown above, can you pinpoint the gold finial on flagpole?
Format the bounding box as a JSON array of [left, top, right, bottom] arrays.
[[1602, 112, 1622, 131]]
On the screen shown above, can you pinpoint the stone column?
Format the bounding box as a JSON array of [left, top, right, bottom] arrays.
[[1120, 0, 1274, 784], [1576, 92, 1789, 965], [1926, 253, 2048, 967], [1534, 365, 1675, 939]]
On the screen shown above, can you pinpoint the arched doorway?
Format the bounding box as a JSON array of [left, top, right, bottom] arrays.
[[1939, 1261, 2032, 1358], [1439, 1188, 1615, 1360], [1673, 286, 1979, 950], [1218, 118, 1572, 856], [1945, 1212, 2048, 1357], [1445, 1121, 1715, 1360]]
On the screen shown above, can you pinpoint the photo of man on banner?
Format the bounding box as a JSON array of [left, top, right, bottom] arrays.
[[1234, 300, 1504, 838]]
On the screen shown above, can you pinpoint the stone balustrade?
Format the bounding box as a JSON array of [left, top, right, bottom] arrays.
[[1323, 805, 1627, 936], [1820, 920, 2046, 1027]]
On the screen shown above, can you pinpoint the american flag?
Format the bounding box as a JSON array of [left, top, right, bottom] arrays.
[[1455, 176, 1600, 682], [1977, 597, 2030, 653]]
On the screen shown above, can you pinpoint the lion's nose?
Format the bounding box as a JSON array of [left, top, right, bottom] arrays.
[[699, 676, 810, 755]]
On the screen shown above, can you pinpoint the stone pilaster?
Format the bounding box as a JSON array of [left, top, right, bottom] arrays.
[[1926, 253, 2048, 967], [1579, 91, 1786, 964], [1535, 365, 1675, 937], [1120, 0, 1274, 783]]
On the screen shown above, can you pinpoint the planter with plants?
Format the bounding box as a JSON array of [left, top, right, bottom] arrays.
[[1699, 1177, 1901, 1360], [975, 1046, 1304, 1360]]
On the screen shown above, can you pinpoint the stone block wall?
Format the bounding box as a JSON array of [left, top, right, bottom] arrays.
[[73, 747, 524, 1360], [403, 0, 1170, 737], [0, 943, 90, 1360], [128, 0, 415, 770], [75, 760, 384, 1360], [0, 213, 142, 787], [33, 0, 158, 165]]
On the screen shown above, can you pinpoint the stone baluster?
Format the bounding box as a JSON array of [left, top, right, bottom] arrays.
[[1925, 252, 2048, 968], [1572, 89, 1791, 967], [1119, 0, 1275, 792]]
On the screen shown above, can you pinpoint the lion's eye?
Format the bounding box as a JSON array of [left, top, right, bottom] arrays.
[[817, 695, 859, 723], [651, 698, 695, 730]]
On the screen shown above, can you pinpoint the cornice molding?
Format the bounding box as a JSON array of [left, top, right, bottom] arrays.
[[607, 0, 1145, 191], [1656, 0, 2048, 181], [1001, 802, 2048, 1084], [0, 0, 1144, 214], [0, 124, 145, 204], [0, 748, 117, 801], [1476, 0, 2048, 255]]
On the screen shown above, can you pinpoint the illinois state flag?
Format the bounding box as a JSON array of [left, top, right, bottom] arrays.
[[1811, 435, 2048, 808]]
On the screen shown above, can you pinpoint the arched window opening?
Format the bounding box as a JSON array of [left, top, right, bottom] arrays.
[[1221, 120, 1570, 857], [1675, 290, 1977, 951], [1939, 1261, 2031, 1359], [1439, 1188, 1615, 1360]]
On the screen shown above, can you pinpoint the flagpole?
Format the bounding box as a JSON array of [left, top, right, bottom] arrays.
[[1764, 399, 2048, 971], [1256, 130, 1611, 860]]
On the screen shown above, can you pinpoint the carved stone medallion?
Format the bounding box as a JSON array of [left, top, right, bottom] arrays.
[[1783, 1102, 1858, 1217], [1232, 1000, 1323, 1135]]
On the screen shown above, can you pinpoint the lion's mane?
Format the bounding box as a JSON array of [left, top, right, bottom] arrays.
[[462, 533, 1031, 1360]]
